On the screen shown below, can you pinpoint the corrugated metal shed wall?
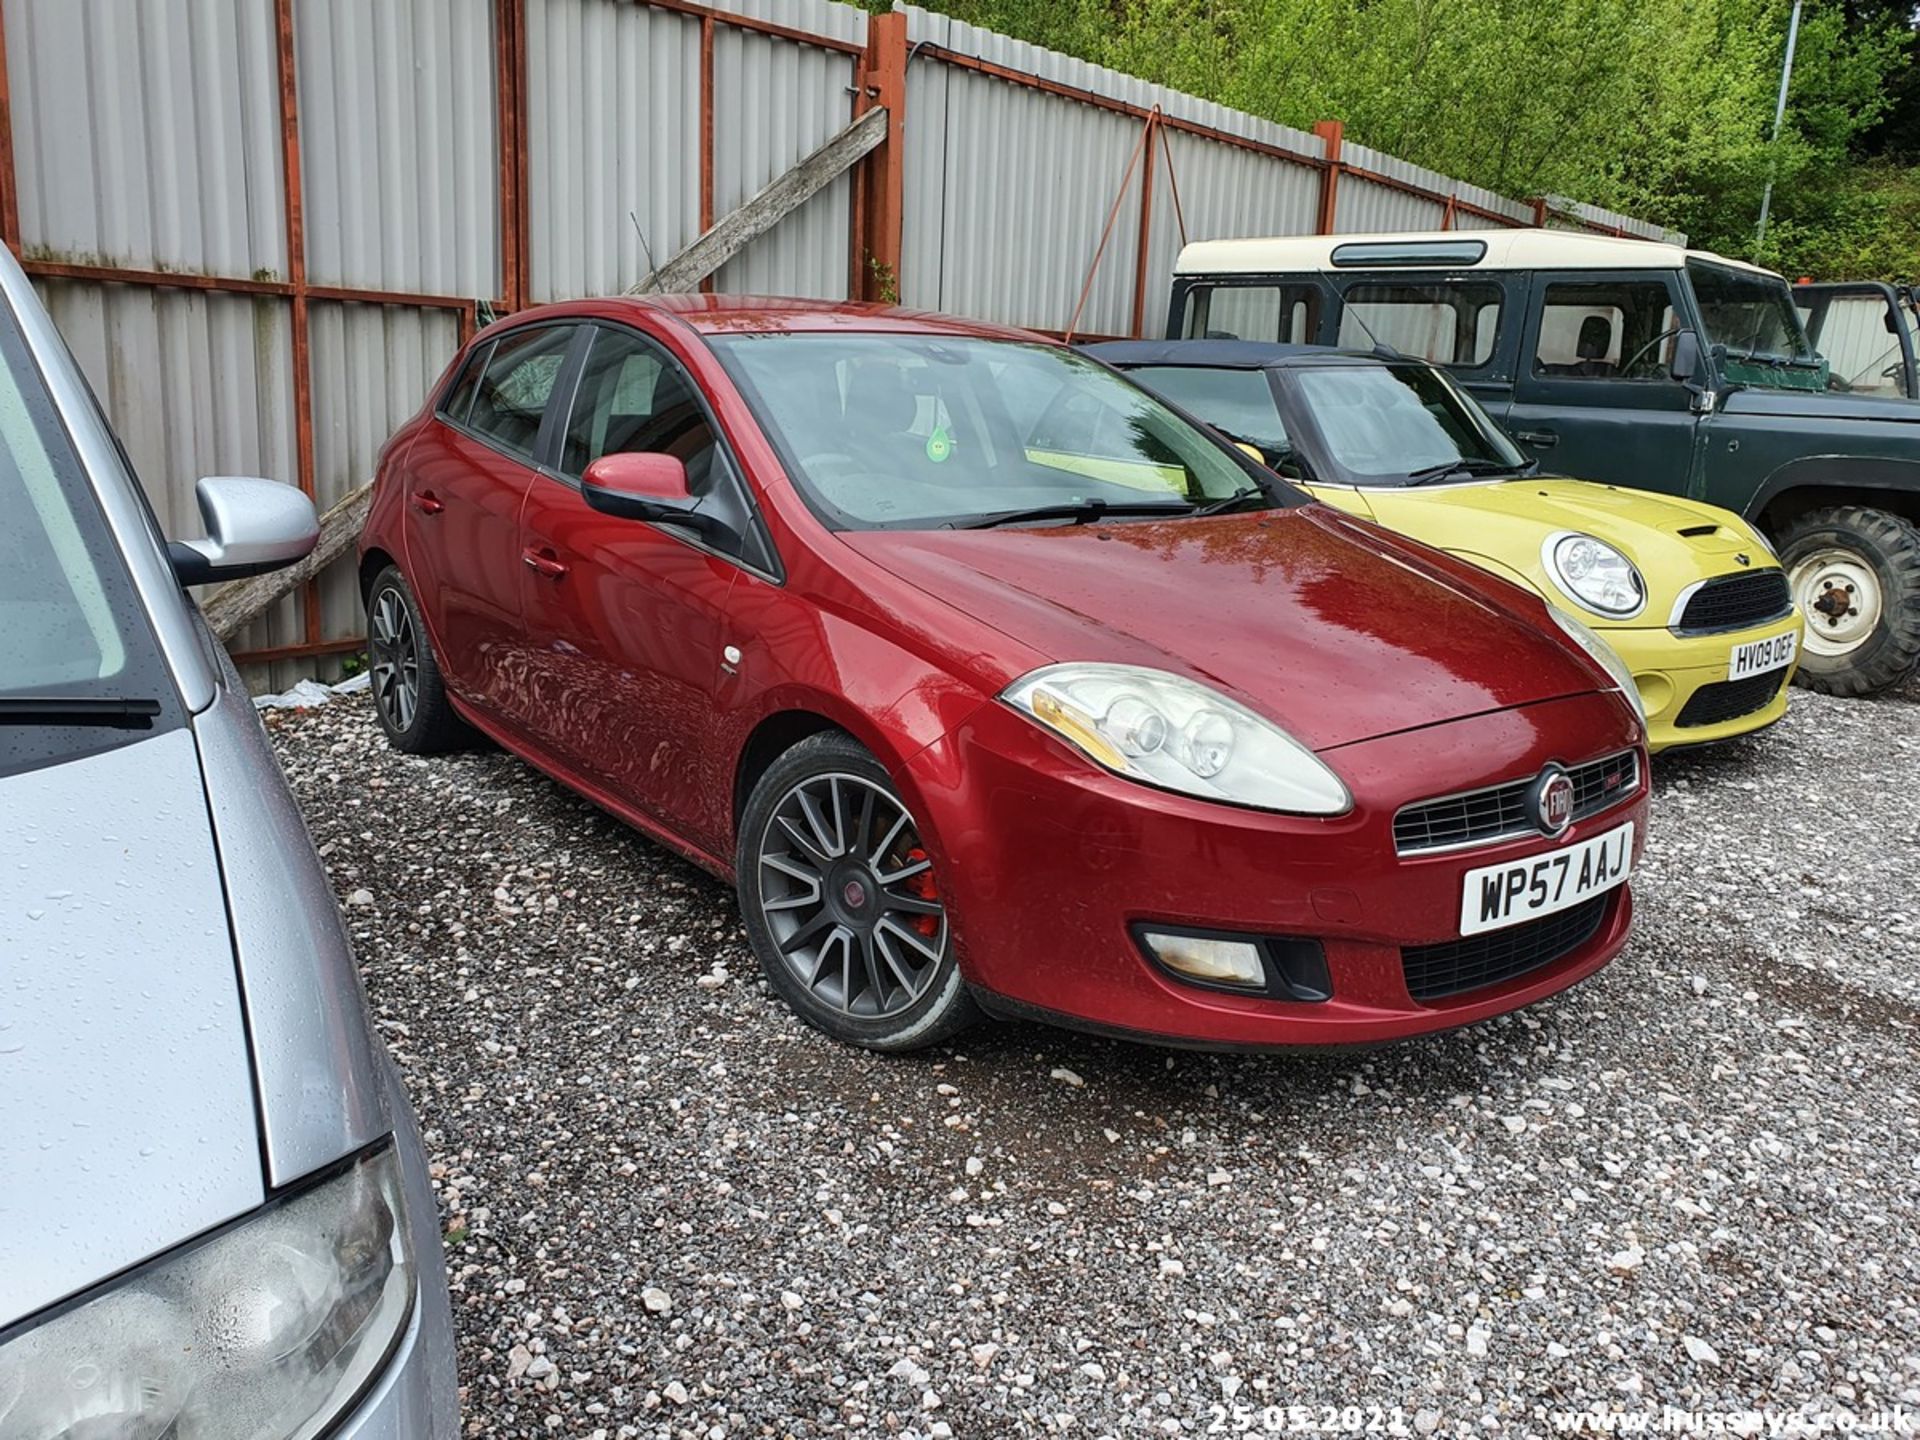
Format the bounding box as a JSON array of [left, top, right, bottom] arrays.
[[526, 0, 702, 301], [296, 0, 500, 296], [3, 0, 1677, 685]]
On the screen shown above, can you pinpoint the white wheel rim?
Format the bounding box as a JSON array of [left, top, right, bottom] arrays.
[[1790, 547, 1882, 658]]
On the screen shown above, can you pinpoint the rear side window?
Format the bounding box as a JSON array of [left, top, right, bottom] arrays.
[[465, 325, 574, 459], [1338, 282, 1502, 367], [1534, 280, 1678, 379], [438, 340, 493, 425], [1180, 284, 1319, 343]]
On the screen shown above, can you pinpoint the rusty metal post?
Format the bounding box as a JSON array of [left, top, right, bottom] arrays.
[[496, 0, 529, 310], [699, 16, 715, 293], [1313, 119, 1343, 235], [272, 0, 322, 651], [854, 11, 906, 302], [1130, 111, 1159, 338], [0, 3, 19, 251]]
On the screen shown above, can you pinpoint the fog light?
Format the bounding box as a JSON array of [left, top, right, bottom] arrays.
[[1141, 931, 1266, 988]]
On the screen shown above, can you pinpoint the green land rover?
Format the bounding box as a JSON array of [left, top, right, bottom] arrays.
[[1168, 231, 1920, 697]]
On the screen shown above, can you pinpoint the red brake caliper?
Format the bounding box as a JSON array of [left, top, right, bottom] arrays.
[[905, 846, 940, 938]]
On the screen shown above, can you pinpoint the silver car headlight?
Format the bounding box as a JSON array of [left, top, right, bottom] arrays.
[[1543, 531, 1646, 618], [0, 1145, 414, 1440], [1548, 606, 1647, 728], [1002, 662, 1350, 815]]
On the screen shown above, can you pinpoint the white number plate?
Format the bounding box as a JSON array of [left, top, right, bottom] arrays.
[[1458, 821, 1634, 936], [1727, 629, 1797, 682]]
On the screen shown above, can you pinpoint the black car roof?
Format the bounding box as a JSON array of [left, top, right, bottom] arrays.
[[1082, 339, 1398, 370]]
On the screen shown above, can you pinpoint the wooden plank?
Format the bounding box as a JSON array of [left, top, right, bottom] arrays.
[[630, 106, 888, 296], [203, 482, 373, 642]]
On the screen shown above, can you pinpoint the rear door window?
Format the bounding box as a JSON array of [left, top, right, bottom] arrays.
[[1338, 281, 1502, 367], [464, 325, 575, 460]]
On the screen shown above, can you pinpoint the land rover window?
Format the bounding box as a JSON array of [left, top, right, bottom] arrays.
[[1180, 284, 1319, 343], [1533, 280, 1679, 380], [464, 325, 576, 459], [1338, 282, 1501, 367]]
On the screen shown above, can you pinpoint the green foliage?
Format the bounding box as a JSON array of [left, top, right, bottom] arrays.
[[882, 0, 1915, 280]]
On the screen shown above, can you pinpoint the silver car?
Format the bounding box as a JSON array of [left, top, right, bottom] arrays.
[[0, 245, 456, 1437]]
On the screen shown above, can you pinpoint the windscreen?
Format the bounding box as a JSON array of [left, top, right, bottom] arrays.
[[1123, 365, 1294, 467], [1292, 362, 1527, 485], [1687, 261, 1826, 389], [709, 333, 1283, 530]]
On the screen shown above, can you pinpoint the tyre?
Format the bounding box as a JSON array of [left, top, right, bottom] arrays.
[[1776, 505, 1920, 697], [364, 564, 471, 753], [736, 732, 979, 1051]]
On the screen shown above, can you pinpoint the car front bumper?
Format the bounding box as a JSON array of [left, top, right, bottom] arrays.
[[904, 691, 1648, 1050], [333, 1064, 460, 1440], [1602, 612, 1804, 752]]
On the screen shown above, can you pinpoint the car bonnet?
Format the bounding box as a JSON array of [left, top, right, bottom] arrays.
[[0, 727, 264, 1329]]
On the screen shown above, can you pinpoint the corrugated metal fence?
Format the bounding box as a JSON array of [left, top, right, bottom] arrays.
[[0, 0, 1679, 686]]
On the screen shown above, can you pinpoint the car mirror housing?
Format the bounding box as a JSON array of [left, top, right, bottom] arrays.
[[1668, 328, 1703, 384], [167, 475, 319, 586], [582, 452, 732, 540]]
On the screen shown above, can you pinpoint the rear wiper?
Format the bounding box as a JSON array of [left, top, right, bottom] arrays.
[[0, 696, 163, 727], [1404, 458, 1531, 487], [957, 498, 1193, 530], [1187, 486, 1268, 517]]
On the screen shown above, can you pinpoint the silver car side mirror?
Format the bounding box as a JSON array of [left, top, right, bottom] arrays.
[[168, 476, 319, 586]]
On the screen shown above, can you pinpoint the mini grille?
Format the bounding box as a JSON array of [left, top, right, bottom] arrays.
[[1675, 570, 1792, 634], [1402, 894, 1611, 1000], [1674, 670, 1788, 728], [1392, 751, 1639, 855]]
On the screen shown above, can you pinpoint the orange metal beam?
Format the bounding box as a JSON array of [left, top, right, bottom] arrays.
[[699, 15, 715, 294], [1130, 111, 1159, 338], [1313, 119, 1343, 234], [855, 12, 907, 301], [0, 1, 20, 250], [272, 0, 323, 651]]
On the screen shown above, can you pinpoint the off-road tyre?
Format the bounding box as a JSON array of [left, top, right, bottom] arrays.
[[1776, 505, 1920, 697]]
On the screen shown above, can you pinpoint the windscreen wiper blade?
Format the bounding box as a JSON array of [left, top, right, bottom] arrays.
[[0, 696, 163, 727], [1187, 486, 1268, 517], [957, 498, 1193, 530], [1404, 458, 1526, 487]]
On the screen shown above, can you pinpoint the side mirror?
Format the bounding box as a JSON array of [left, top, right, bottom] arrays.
[[581, 452, 731, 540], [1668, 329, 1703, 383], [167, 476, 318, 586]]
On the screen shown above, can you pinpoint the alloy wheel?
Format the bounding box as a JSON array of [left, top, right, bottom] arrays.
[[368, 585, 421, 733], [755, 773, 948, 1019]]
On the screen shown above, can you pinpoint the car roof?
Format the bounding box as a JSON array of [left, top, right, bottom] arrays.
[[482, 293, 1051, 344], [1084, 339, 1396, 370], [1173, 228, 1778, 280]]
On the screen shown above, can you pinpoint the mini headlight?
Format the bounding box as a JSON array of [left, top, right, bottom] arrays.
[[1002, 663, 1350, 815], [1548, 606, 1647, 728], [0, 1145, 415, 1440], [1544, 532, 1646, 618]]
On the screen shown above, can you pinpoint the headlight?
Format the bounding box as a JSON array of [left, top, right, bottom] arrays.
[[0, 1145, 414, 1440], [1543, 531, 1645, 618], [1002, 663, 1350, 815], [1548, 606, 1647, 727]]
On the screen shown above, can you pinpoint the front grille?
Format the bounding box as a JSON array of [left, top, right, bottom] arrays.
[[1402, 894, 1610, 1000], [1392, 750, 1640, 855], [1674, 670, 1788, 729], [1674, 570, 1792, 634]]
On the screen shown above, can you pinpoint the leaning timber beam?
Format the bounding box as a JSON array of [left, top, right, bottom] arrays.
[[203, 481, 373, 642], [630, 105, 888, 295]]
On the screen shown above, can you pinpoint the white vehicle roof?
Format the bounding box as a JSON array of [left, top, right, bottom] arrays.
[[1173, 229, 1779, 281]]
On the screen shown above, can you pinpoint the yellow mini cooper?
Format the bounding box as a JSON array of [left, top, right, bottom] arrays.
[[1090, 340, 1804, 752]]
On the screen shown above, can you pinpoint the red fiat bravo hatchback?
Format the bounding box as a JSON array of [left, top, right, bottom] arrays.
[[359, 296, 1648, 1052]]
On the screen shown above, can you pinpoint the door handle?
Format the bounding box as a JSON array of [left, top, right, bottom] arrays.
[[1511, 429, 1558, 449], [521, 548, 569, 579], [411, 490, 445, 515]]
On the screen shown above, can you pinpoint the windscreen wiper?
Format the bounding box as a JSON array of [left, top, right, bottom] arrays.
[[957, 498, 1193, 530], [1715, 345, 1823, 371], [1404, 458, 1531, 487], [0, 696, 163, 727], [1187, 486, 1269, 517]]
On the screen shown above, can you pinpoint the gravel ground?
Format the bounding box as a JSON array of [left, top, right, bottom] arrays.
[[270, 680, 1920, 1438]]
